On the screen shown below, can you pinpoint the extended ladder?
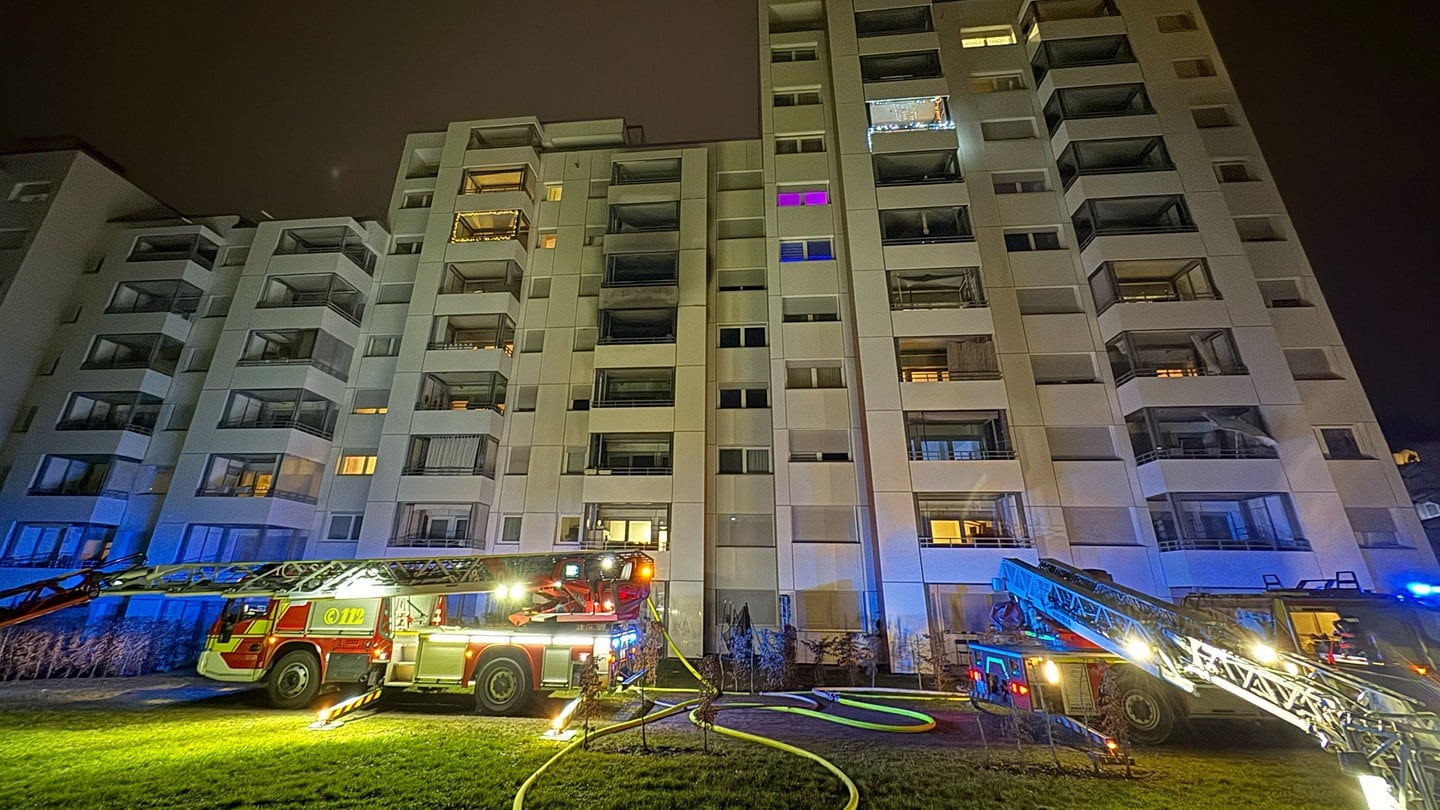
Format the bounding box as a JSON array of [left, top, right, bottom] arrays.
[[996, 557, 1440, 809], [0, 550, 652, 630]]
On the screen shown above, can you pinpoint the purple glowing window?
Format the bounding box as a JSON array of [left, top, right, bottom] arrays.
[[776, 190, 830, 207]]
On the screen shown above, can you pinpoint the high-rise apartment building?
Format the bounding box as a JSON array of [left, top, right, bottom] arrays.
[[0, 1, 1433, 663]]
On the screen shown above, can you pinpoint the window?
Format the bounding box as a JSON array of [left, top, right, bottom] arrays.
[[789, 430, 851, 462], [971, 72, 1026, 94], [981, 119, 1036, 141], [1126, 406, 1277, 464], [407, 150, 439, 179], [906, 411, 1013, 460], [537, 232, 557, 249], [1072, 195, 1197, 248], [854, 6, 932, 37], [898, 336, 999, 382], [1004, 229, 1063, 252], [778, 239, 834, 262], [1107, 329, 1245, 383], [1057, 136, 1174, 189], [774, 88, 823, 107], [880, 206, 973, 244], [888, 267, 985, 310], [776, 186, 830, 207], [860, 51, 943, 82], [337, 454, 378, 476], [916, 493, 1028, 547], [366, 335, 402, 357], [1285, 348, 1342, 380], [1016, 287, 1082, 315], [1213, 160, 1259, 183], [400, 191, 432, 209], [217, 389, 338, 437], [1044, 84, 1154, 133], [1235, 216, 1285, 242], [198, 454, 323, 503], [545, 184, 563, 202], [1191, 106, 1235, 128], [0, 229, 29, 250], [719, 448, 772, 474], [1173, 58, 1217, 79], [37, 354, 60, 376], [1319, 427, 1367, 460], [590, 433, 673, 474], [775, 135, 825, 154], [127, 233, 221, 269], [428, 313, 515, 353], [275, 227, 373, 274], [782, 296, 839, 323], [459, 166, 532, 196], [450, 210, 530, 243], [786, 363, 845, 389], [351, 389, 390, 415], [772, 46, 817, 63], [82, 333, 185, 375], [392, 503, 483, 549], [1347, 508, 1405, 548], [507, 448, 531, 476], [522, 330, 545, 353], [8, 180, 53, 203], [960, 25, 1016, 48], [177, 525, 303, 563], [992, 171, 1048, 194], [557, 515, 580, 544], [605, 252, 679, 287], [1030, 35, 1135, 83], [718, 387, 769, 409], [1257, 279, 1310, 308], [598, 308, 676, 345], [612, 158, 683, 185], [570, 384, 591, 411], [513, 386, 538, 412], [29, 455, 134, 498], [416, 371, 508, 412], [713, 514, 775, 547], [1156, 13, 1197, 32], [1031, 354, 1098, 384], [1089, 258, 1218, 313], [327, 514, 364, 541], [719, 325, 767, 348], [792, 506, 857, 543], [1149, 493, 1308, 552], [580, 503, 670, 551], [257, 273, 365, 323], [595, 368, 675, 407], [718, 268, 766, 291], [500, 516, 522, 544], [404, 435, 499, 477], [608, 202, 680, 233], [873, 151, 961, 186], [866, 97, 953, 134]]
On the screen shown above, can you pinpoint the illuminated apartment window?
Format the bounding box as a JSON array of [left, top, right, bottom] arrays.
[[450, 210, 530, 243], [866, 97, 953, 135], [960, 25, 1016, 48], [545, 184, 563, 202], [538, 232, 557, 249], [1173, 58, 1217, 79], [971, 72, 1025, 94], [776, 185, 829, 207], [459, 166, 532, 197], [337, 454, 378, 476], [916, 494, 1028, 547], [779, 239, 833, 262]]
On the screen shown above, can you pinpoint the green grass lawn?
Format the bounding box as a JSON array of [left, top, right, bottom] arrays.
[[0, 689, 1364, 809]]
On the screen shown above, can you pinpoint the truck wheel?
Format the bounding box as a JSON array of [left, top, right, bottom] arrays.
[[1119, 679, 1175, 745], [474, 655, 532, 716], [266, 649, 321, 709]]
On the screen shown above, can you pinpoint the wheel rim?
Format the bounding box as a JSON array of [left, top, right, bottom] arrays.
[[486, 667, 517, 704], [277, 662, 311, 699], [1123, 691, 1160, 730]]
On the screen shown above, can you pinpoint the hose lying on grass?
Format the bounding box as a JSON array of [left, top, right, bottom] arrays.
[[511, 599, 968, 810]]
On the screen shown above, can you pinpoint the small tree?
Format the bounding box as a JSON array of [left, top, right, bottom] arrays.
[[1095, 664, 1132, 777], [575, 655, 603, 748], [834, 634, 861, 686], [781, 626, 798, 690], [695, 655, 722, 752], [801, 636, 833, 687], [634, 618, 665, 749]]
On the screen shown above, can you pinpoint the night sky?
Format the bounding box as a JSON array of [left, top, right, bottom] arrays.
[[2, 0, 1437, 442]]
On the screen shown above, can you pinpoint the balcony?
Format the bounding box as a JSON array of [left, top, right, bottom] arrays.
[[0, 523, 115, 570], [906, 410, 1014, 460], [81, 334, 183, 376], [612, 158, 682, 185], [237, 329, 353, 382], [1089, 258, 1218, 314], [403, 435, 498, 478], [598, 308, 677, 345], [105, 279, 203, 319], [593, 368, 675, 408], [604, 252, 679, 287], [1127, 407, 1278, 465], [1107, 329, 1246, 385], [579, 503, 670, 552], [888, 267, 985, 310], [459, 166, 534, 199], [880, 206, 974, 245], [872, 150, 962, 187], [897, 336, 1000, 382], [427, 314, 515, 354], [1057, 136, 1173, 190], [1043, 84, 1154, 135], [218, 389, 338, 440], [1031, 34, 1135, 84], [439, 260, 523, 298], [855, 6, 933, 38], [1021, 0, 1120, 38], [1072, 195, 1196, 249], [28, 455, 137, 499], [860, 50, 942, 83], [916, 493, 1030, 548], [450, 210, 530, 244], [589, 433, 673, 475], [607, 202, 680, 234], [256, 274, 364, 325], [275, 226, 377, 276], [1150, 493, 1310, 552], [392, 503, 483, 550], [389, 535, 485, 550], [126, 233, 219, 270], [416, 372, 507, 413], [57, 392, 161, 436]]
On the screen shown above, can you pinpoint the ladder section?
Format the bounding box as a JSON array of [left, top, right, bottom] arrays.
[[996, 557, 1440, 809]]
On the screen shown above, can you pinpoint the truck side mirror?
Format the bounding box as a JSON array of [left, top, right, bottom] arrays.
[[219, 601, 238, 643]]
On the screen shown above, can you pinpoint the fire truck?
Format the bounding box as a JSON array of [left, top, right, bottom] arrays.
[[984, 558, 1440, 808], [0, 550, 655, 715]]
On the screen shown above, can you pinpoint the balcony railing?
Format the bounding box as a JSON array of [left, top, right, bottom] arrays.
[[216, 416, 335, 440], [908, 447, 1016, 461], [426, 341, 514, 355], [27, 485, 129, 499], [898, 367, 1001, 383], [235, 356, 350, 381], [80, 356, 179, 375], [56, 418, 156, 436], [586, 466, 673, 476], [105, 297, 203, 318], [1157, 536, 1311, 553], [579, 535, 668, 552], [400, 465, 490, 477], [388, 534, 485, 550], [196, 486, 319, 504], [918, 534, 1033, 549], [596, 334, 676, 346], [0, 553, 109, 570], [1134, 446, 1278, 464], [1112, 364, 1247, 386], [591, 398, 675, 409]]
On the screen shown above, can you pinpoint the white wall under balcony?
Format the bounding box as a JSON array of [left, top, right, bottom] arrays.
[[593, 343, 677, 369], [890, 308, 995, 339], [1136, 458, 1289, 498], [1036, 384, 1113, 426], [883, 242, 982, 270], [582, 474, 672, 504], [396, 474, 493, 503], [1052, 460, 1133, 506], [787, 462, 857, 505], [421, 347, 510, 375], [1097, 300, 1232, 339], [1160, 549, 1322, 592], [789, 543, 866, 591], [1116, 376, 1259, 414], [1068, 544, 1161, 593], [908, 460, 1025, 493], [899, 380, 1010, 412], [920, 547, 1039, 586], [586, 406, 675, 434], [407, 408, 502, 437]]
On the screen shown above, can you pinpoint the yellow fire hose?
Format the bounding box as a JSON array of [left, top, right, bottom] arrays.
[[512, 599, 963, 809]]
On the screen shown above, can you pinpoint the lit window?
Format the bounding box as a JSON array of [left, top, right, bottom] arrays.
[[866, 97, 954, 135], [545, 184, 563, 202], [338, 455, 377, 475], [960, 25, 1016, 48], [779, 239, 834, 262], [538, 232, 557, 249], [776, 186, 829, 207]]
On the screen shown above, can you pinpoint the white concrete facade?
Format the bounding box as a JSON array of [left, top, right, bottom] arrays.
[[0, 0, 1434, 664]]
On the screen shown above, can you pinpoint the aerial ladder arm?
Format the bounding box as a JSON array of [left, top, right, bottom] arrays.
[[995, 557, 1440, 809]]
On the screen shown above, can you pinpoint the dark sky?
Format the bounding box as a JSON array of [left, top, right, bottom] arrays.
[[3, 1, 1437, 442]]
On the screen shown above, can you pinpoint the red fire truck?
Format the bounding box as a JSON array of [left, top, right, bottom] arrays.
[[0, 550, 656, 715]]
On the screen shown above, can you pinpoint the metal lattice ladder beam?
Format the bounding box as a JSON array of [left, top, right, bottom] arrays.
[[996, 557, 1440, 809]]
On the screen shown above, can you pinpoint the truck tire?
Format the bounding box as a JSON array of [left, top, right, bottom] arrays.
[[1118, 678, 1176, 745], [266, 649, 321, 709], [474, 654, 532, 716]]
